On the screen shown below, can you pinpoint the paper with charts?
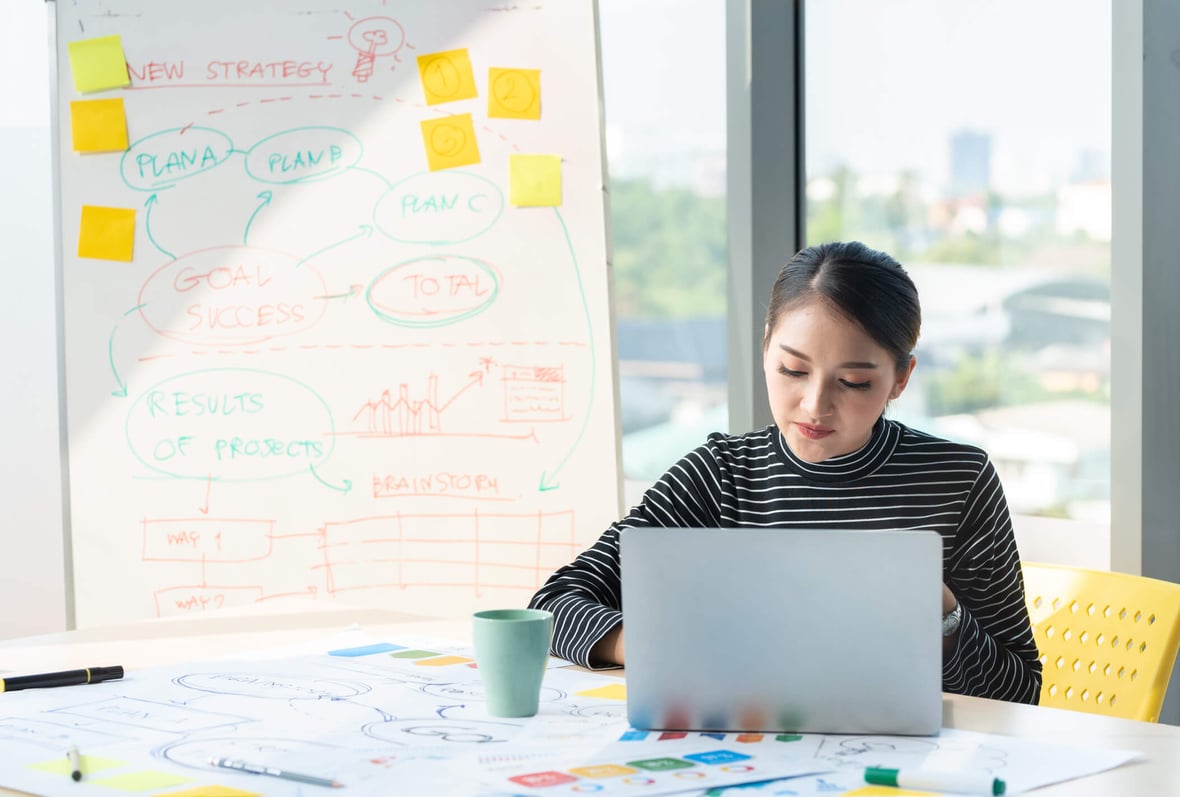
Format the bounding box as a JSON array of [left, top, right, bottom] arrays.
[[55, 0, 621, 627], [0, 638, 1141, 797]]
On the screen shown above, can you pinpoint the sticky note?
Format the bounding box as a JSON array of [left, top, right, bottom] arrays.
[[576, 682, 627, 701], [67, 35, 131, 93], [152, 786, 260, 797], [417, 48, 478, 105], [70, 98, 129, 153], [28, 754, 124, 776], [509, 154, 562, 206], [78, 205, 136, 261], [568, 764, 638, 779], [92, 770, 192, 791], [488, 68, 541, 119], [420, 114, 481, 171], [413, 655, 472, 667], [844, 789, 942, 797], [391, 649, 440, 659]]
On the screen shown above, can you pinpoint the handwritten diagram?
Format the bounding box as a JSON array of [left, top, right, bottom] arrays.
[[58, 0, 621, 626], [0, 639, 1140, 796]]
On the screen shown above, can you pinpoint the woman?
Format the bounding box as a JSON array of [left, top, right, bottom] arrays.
[[529, 240, 1042, 704]]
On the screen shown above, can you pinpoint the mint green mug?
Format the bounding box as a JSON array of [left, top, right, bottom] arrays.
[[472, 608, 553, 717]]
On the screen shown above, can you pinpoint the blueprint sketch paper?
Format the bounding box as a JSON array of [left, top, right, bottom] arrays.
[[673, 728, 1143, 796], [0, 642, 824, 797]]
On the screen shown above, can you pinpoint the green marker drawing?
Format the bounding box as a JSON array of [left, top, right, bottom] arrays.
[[310, 463, 352, 494], [108, 304, 145, 397], [243, 190, 273, 244], [143, 194, 176, 260], [539, 207, 595, 492]]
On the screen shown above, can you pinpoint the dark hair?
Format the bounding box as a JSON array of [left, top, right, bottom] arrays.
[[763, 241, 921, 373]]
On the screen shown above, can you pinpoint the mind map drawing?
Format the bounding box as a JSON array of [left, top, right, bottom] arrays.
[[57, 0, 620, 626]]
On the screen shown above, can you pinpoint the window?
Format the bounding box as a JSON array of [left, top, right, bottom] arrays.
[[600, 0, 729, 493], [804, 0, 1112, 523]]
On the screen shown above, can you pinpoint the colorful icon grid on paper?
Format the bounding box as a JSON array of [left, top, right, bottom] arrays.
[[508, 749, 758, 790]]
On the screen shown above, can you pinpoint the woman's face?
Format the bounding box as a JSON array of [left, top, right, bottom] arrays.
[[763, 299, 915, 463]]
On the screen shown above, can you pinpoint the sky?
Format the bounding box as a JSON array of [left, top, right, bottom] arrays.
[[598, 0, 1111, 190]]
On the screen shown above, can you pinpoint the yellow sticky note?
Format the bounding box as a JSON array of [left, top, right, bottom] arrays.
[[569, 764, 638, 778], [78, 205, 136, 261], [414, 655, 473, 667], [71, 98, 129, 152], [510, 154, 562, 207], [576, 682, 627, 701], [488, 68, 541, 120], [420, 114, 481, 171], [152, 786, 261, 797], [28, 754, 124, 776], [92, 771, 192, 791], [417, 48, 478, 105], [67, 35, 131, 93], [843, 788, 944, 796]]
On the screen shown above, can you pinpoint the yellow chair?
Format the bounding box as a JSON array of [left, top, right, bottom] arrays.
[[1022, 562, 1180, 722]]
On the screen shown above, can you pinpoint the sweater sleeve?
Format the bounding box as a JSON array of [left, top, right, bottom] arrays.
[[528, 443, 726, 668], [942, 459, 1043, 704]]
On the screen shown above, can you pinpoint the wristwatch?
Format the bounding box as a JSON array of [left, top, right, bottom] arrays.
[[942, 602, 963, 637]]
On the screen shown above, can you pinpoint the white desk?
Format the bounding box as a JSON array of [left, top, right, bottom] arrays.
[[0, 603, 1176, 795]]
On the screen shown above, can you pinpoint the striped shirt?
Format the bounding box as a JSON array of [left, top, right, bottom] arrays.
[[529, 418, 1042, 705]]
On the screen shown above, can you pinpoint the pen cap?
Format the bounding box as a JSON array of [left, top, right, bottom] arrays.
[[90, 666, 124, 683]]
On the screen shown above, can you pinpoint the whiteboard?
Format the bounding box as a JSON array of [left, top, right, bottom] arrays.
[[53, 0, 620, 627]]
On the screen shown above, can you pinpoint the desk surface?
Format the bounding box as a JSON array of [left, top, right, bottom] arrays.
[[1, 603, 1177, 795]]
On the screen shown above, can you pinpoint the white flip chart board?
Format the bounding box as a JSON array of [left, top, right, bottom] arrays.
[[52, 0, 620, 627]]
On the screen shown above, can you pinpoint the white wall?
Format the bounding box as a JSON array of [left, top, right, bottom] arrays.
[[0, 4, 69, 638]]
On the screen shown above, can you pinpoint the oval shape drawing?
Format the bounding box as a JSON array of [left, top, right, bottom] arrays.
[[373, 170, 504, 245], [121, 127, 235, 191], [367, 255, 500, 328], [138, 245, 326, 346], [125, 368, 336, 483], [245, 126, 363, 184], [176, 672, 368, 700], [157, 737, 352, 770]]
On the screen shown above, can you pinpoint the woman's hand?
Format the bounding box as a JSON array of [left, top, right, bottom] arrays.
[[590, 625, 625, 666], [942, 583, 960, 655], [942, 583, 958, 616]]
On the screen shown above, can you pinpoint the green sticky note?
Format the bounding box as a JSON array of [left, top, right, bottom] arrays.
[[391, 649, 441, 659], [68, 35, 131, 93], [509, 154, 562, 207]]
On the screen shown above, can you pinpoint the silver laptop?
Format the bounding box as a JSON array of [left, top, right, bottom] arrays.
[[620, 527, 943, 735]]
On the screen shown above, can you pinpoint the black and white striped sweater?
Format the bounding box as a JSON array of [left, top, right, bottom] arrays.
[[529, 417, 1042, 704]]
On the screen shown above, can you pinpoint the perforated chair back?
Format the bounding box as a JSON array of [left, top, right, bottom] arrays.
[[1022, 562, 1180, 721]]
